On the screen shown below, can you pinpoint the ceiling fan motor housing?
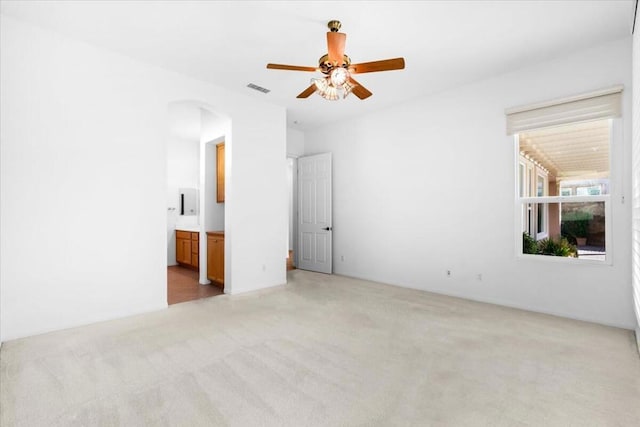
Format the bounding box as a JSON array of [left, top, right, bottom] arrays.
[[318, 54, 351, 74]]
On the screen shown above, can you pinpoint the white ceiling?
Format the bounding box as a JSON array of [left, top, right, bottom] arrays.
[[1, 1, 634, 131]]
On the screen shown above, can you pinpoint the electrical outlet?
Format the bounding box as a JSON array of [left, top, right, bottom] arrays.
[[340, 255, 345, 262], [477, 274, 482, 281], [446, 270, 451, 277]]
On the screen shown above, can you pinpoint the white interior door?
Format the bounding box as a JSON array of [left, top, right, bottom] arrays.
[[298, 153, 332, 273]]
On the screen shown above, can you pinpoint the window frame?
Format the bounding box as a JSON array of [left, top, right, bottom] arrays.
[[535, 171, 548, 240], [513, 119, 616, 265]]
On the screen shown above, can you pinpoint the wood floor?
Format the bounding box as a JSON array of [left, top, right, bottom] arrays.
[[286, 250, 295, 271], [169, 249, 293, 305], [167, 265, 222, 305]]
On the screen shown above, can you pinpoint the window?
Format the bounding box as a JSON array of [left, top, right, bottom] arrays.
[[536, 174, 545, 197], [515, 119, 611, 261], [536, 173, 547, 239], [518, 163, 525, 197], [506, 86, 621, 262], [518, 156, 549, 239]]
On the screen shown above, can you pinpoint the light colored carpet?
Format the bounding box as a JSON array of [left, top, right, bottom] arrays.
[[1, 270, 639, 426]]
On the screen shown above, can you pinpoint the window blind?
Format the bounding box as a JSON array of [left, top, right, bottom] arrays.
[[505, 86, 623, 135]]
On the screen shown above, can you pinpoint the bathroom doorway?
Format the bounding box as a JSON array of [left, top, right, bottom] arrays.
[[167, 265, 222, 305], [167, 101, 226, 305]]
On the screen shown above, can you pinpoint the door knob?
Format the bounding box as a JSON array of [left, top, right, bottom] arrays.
[[322, 227, 332, 231]]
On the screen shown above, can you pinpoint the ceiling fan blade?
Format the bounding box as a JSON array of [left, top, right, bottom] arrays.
[[350, 58, 405, 74], [326, 31, 346, 64], [348, 77, 373, 100], [267, 64, 318, 72], [296, 84, 317, 99]]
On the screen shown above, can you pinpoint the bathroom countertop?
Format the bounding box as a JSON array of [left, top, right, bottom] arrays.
[[206, 230, 225, 236], [175, 226, 200, 232]]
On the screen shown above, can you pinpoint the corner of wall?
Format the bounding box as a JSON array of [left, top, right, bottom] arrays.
[[286, 127, 305, 157]]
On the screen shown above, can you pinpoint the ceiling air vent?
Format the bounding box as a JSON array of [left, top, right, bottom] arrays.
[[247, 83, 270, 94]]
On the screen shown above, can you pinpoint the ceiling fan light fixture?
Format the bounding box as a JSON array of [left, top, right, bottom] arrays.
[[313, 77, 329, 92], [313, 74, 355, 100], [312, 76, 334, 100], [330, 67, 349, 86], [320, 84, 339, 101], [342, 80, 355, 98]]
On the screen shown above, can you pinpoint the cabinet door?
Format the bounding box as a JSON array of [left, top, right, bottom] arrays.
[[184, 240, 194, 265], [191, 233, 199, 267], [176, 238, 185, 264], [176, 238, 191, 265], [213, 237, 224, 284], [216, 143, 225, 203], [191, 243, 199, 267], [207, 236, 224, 285]]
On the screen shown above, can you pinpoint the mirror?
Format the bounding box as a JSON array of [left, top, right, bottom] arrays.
[[179, 188, 198, 216]]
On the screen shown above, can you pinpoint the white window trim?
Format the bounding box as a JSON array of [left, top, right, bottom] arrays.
[[513, 119, 617, 265], [535, 171, 548, 240], [519, 195, 608, 204]]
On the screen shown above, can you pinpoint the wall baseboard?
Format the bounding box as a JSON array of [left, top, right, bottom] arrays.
[[636, 327, 640, 358], [335, 271, 636, 330]]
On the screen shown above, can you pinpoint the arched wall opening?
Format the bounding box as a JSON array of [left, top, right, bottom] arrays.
[[167, 100, 233, 295]]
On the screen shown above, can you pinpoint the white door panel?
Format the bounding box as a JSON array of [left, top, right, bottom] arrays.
[[298, 153, 332, 274]]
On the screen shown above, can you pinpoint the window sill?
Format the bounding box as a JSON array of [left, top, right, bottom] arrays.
[[516, 253, 612, 266]]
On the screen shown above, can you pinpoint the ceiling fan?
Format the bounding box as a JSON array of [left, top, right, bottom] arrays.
[[266, 20, 405, 100]]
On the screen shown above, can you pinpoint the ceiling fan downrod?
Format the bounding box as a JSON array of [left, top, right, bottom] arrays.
[[327, 20, 342, 32]]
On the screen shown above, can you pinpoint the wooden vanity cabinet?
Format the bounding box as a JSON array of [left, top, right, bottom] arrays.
[[207, 232, 224, 288], [216, 142, 225, 203], [176, 230, 198, 269]]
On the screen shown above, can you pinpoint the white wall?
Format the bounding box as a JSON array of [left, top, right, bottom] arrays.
[[286, 128, 304, 266], [0, 15, 287, 341], [631, 19, 640, 342], [200, 108, 226, 235], [304, 37, 635, 329], [287, 128, 305, 157], [200, 108, 228, 284], [226, 108, 287, 294], [167, 136, 199, 223], [287, 158, 295, 250]]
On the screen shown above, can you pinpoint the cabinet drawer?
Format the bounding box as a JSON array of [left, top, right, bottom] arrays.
[[191, 232, 199, 241], [192, 241, 198, 254], [176, 231, 190, 240]]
